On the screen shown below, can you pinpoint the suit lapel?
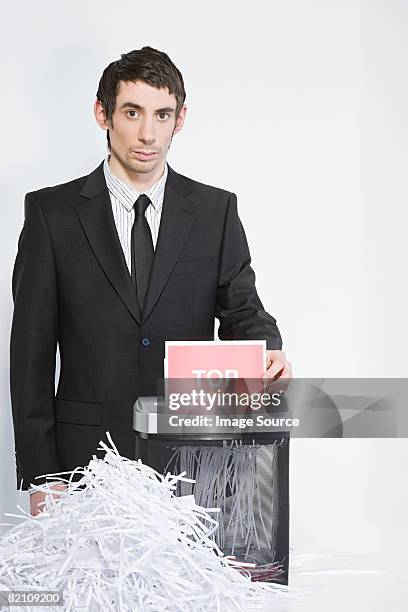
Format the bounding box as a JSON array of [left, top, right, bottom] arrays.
[[75, 162, 142, 324], [75, 161, 198, 327]]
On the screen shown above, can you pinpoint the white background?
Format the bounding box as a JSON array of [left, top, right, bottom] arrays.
[[0, 1, 407, 609]]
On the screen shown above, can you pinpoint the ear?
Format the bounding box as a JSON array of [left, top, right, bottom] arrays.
[[94, 99, 109, 132], [173, 105, 187, 135]]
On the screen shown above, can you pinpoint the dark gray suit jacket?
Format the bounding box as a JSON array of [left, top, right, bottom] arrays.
[[10, 161, 282, 489]]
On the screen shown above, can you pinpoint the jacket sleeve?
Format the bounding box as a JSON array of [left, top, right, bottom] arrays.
[[215, 192, 283, 351], [10, 192, 61, 490]]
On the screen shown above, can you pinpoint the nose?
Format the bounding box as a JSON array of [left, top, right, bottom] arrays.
[[138, 117, 155, 146]]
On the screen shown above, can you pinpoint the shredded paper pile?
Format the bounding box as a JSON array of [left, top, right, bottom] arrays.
[[0, 433, 300, 611]]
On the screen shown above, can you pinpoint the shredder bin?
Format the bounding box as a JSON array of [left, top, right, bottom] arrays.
[[133, 396, 290, 585]]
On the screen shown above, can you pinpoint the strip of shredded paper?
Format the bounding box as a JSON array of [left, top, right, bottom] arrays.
[[0, 432, 306, 611]]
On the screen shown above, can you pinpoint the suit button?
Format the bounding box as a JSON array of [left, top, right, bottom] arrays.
[[141, 337, 151, 347]]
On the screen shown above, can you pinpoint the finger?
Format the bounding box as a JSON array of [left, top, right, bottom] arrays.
[[279, 361, 292, 378], [262, 358, 285, 379], [274, 370, 291, 391], [265, 350, 285, 373], [270, 362, 292, 391], [30, 502, 44, 517]]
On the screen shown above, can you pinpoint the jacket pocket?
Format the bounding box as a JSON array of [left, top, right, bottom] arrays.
[[54, 397, 102, 426], [172, 256, 213, 275]]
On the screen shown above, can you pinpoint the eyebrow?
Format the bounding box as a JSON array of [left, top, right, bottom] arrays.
[[119, 102, 176, 113]]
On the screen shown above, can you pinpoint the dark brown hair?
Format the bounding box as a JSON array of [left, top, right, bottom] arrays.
[[96, 46, 186, 150]]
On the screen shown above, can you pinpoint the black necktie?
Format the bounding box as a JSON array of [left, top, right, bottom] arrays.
[[131, 194, 154, 312]]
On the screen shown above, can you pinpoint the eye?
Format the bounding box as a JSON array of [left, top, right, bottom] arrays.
[[126, 110, 139, 119], [157, 112, 171, 121]]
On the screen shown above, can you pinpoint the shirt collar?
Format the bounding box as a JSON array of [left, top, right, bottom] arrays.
[[103, 156, 168, 213]]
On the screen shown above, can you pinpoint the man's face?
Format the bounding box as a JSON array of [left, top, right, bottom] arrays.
[[95, 80, 186, 176]]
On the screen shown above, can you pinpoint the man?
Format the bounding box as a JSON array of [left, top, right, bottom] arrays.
[[10, 46, 291, 517]]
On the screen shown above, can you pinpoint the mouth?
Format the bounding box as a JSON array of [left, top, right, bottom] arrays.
[[132, 150, 159, 161]]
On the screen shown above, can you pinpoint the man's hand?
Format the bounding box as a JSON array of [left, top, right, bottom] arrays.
[[262, 350, 292, 382], [30, 482, 68, 517]]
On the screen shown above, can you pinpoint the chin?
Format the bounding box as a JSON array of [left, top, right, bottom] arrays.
[[125, 160, 150, 173], [128, 158, 159, 173]]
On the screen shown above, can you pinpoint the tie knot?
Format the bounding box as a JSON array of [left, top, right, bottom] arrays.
[[134, 194, 151, 216]]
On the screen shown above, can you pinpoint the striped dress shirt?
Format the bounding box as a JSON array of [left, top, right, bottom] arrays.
[[103, 157, 168, 273]]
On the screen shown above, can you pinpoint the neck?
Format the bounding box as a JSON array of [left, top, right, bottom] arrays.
[[108, 153, 166, 191]]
